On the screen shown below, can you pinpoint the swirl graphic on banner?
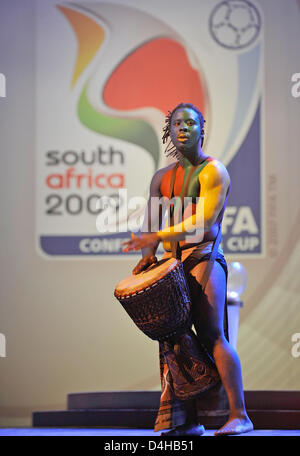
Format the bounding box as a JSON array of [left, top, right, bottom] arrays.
[[57, 5, 105, 87], [57, 5, 206, 171]]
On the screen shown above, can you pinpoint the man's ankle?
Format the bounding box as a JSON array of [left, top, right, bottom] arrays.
[[161, 423, 205, 436]]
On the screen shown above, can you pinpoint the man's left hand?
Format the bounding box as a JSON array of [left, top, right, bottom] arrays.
[[122, 232, 160, 252]]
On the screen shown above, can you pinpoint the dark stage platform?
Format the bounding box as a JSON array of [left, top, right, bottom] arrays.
[[31, 390, 300, 430], [0, 428, 299, 437]]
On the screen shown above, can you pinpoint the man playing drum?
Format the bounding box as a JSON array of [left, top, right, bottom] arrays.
[[122, 103, 253, 436]]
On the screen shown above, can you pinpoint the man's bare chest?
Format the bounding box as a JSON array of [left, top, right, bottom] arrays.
[[160, 165, 203, 200]]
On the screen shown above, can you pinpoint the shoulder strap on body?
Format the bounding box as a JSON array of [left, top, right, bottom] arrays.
[[168, 162, 180, 199], [168, 162, 197, 260], [168, 162, 181, 259], [199, 225, 222, 291], [167, 158, 223, 292]]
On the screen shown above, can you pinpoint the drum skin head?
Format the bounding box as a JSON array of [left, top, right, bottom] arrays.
[[114, 258, 179, 297]]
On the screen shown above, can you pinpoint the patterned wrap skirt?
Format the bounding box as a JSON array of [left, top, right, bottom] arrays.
[[154, 242, 230, 432]]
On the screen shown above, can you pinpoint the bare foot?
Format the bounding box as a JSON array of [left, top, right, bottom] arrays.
[[214, 416, 254, 436], [161, 424, 205, 436]]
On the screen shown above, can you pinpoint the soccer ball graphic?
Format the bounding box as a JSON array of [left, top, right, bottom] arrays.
[[209, 0, 261, 49]]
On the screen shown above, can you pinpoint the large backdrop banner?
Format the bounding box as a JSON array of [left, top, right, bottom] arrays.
[[33, 0, 300, 392], [36, 0, 264, 258]]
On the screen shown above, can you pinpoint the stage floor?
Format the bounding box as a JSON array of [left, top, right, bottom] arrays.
[[0, 427, 299, 436]]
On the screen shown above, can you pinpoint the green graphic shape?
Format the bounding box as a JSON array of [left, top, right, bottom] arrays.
[[78, 83, 160, 169]]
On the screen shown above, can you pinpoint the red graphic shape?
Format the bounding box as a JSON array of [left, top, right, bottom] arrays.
[[103, 38, 206, 115]]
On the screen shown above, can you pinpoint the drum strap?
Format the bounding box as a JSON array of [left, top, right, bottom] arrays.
[[168, 162, 196, 260], [199, 225, 222, 291], [168, 159, 222, 291]]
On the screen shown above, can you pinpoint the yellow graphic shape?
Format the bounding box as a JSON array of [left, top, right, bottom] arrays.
[[57, 5, 105, 88]]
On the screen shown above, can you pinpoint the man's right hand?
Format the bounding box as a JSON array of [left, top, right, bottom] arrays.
[[132, 255, 158, 275]]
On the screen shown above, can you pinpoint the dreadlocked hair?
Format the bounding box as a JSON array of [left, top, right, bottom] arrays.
[[162, 102, 206, 159]]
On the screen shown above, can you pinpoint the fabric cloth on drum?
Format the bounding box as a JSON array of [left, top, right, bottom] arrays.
[[154, 242, 230, 432]]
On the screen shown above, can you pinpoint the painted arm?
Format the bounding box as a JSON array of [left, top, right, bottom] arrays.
[[157, 160, 230, 242]]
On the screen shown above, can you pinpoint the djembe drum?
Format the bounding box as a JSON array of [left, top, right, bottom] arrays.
[[114, 257, 221, 398], [114, 258, 192, 343]]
